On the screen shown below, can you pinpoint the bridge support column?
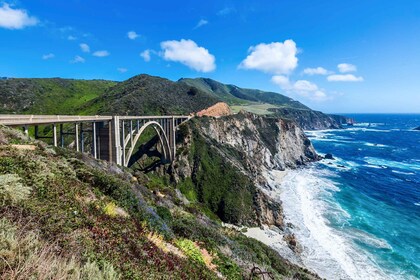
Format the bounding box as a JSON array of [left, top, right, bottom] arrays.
[[111, 116, 122, 165], [75, 124, 79, 152], [53, 124, 57, 147], [92, 122, 97, 159], [171, 116, 176, 161]]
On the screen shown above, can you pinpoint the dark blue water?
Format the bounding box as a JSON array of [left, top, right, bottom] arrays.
[[305, 114, 420, 279]]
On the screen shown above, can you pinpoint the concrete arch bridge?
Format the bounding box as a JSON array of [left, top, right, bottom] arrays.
[[0, 115, 191, 167]]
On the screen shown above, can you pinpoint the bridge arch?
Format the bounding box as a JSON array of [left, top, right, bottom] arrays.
[[123, 121, 172, 167]]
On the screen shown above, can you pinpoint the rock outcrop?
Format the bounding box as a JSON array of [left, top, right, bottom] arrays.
[[195, 102, 232, 117], [172, 112, 318, 226], [272, 108, 342, 130]]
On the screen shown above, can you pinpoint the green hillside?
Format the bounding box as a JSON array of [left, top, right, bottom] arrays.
[[86, 75, 220, 116], [0, 125, 319, 279], [0, 78, 116, 115], [179, 77, 310, 110]]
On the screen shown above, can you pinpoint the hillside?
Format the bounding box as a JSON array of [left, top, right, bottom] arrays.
[[86, 75, 220, 116], [180, 78, 341, 129], [0, 124, 319, 279], [0, 75, 344, 129], [179, 77, 310, 110], [0, 78, 116, 115]]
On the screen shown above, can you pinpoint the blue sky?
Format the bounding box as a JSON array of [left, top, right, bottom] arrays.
[[1, 0, 419, 113]]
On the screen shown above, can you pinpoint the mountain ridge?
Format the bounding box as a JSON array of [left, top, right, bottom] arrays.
[[0, 74, 346, 129]]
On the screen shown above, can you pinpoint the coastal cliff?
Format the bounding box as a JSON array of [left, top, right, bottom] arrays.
[[171, 112, 318, 227]]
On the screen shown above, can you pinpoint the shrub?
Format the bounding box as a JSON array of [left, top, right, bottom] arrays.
[[0, 218, 120, 280], [175, 239, 205, 265], [104, 202, 118, 217], [0, 174, 32, 205], [156, 206, 172, 224]]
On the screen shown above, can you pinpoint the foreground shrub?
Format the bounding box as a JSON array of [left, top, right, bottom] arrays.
[[175, 238, 205, 265], [0, 218, 120, 280], [0, 174, 32, 205]]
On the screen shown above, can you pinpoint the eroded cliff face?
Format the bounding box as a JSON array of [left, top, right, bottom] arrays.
[[172, 112, 318, 227], [273, 108, 342, 130]]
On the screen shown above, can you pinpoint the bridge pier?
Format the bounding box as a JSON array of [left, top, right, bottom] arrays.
[[1, 114, 190, 167]]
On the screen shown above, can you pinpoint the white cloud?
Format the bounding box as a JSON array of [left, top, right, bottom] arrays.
[[239, 39, 298, 75], [42, 53, 55, 60], [303, 67, 330, 75], [338, 63, 357, 73], [0, 3, 38, 29], [117, 68, 128, 73], [79, 43, 90, 53], [217, 7, 235, 16], [327, 74, 364, 82], [271, 75, 291, 89], [272, 75, 328, 101], [92, 50, 110, 57], [67, 35, 77, 41], [127, 31, 139, 40], [70, 55, 85, 64], [195, 19, 208, 29], [160, 39, 216, 72], [140, 49, 151, 62]]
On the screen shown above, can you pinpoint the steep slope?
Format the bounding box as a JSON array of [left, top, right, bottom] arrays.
[[0, 78, 116, 114], [180, 77, 309, 109], [271, 107, 342, 130], [0, 125, 319, 279], [86, 74, 220, 116], [172, 112, 318, 226], [180, 78, 342, 129]]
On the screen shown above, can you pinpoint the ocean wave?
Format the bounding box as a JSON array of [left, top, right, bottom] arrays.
[[266, 168, 390, 280], [354, 123, 385, 127], [347, 228, 392, 250], [364, 157, 420, 171], [364, 164, 386, 169], [364, 143, 388, 148], [391, 170, 415, 175]]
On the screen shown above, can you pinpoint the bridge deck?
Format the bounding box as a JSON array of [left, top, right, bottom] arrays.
[[0, 114, 191, 166], [0, 114, 190, 126]]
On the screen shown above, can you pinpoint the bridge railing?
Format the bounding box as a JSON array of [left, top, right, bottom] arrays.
[[0, 114, 192, 166]]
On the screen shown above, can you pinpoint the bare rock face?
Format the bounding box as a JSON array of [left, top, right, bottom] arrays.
[[254, 189, 284, 228], [195, 102, 232, 117], [197, 112, 318, 173], [172, 112, 318, 226]]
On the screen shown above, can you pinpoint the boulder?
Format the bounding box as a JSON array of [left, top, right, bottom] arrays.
[[325, 153, 335, 160]]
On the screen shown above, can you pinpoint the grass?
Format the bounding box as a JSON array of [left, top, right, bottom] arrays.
[[231, 102, 279, 115], [0, 218, 120, 280]]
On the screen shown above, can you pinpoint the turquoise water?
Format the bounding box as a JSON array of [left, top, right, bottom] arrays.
[[280, 114, 419, 279]]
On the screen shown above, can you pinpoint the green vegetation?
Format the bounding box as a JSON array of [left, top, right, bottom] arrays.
[[87, 74, 219, 116], [0, 74, 341, 130], [0, 125, 318, 279], [179, 77, 310, 110], [0, 78, 115, 115], [231, 102, 279, 115], [175, 239, 205, 265], [177, 119, 256, 225]]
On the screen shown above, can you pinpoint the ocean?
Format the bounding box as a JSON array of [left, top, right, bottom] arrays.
[[279, 114, 419, 279]]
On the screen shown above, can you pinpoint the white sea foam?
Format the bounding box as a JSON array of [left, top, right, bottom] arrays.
[[265, 168, 391, 280], [364, 164, 385, 169], [364, 157, 420, 171], [364, 143, 388, 148], [391, 170, 415, 175]]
